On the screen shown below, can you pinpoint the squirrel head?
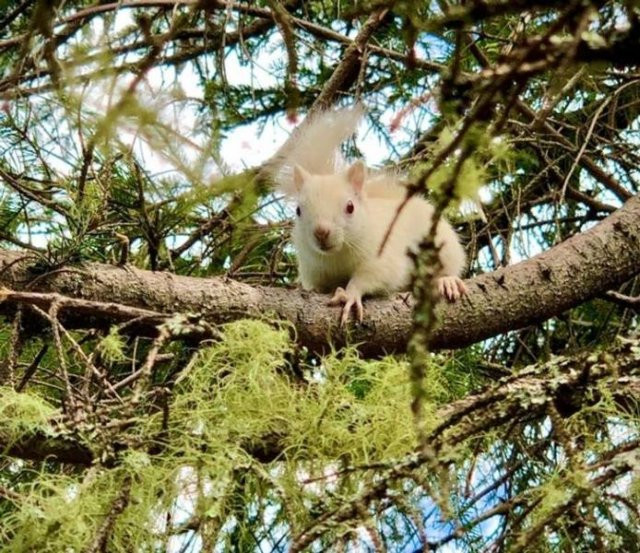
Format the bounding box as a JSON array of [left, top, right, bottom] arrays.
[[291, 160, 368, 255]]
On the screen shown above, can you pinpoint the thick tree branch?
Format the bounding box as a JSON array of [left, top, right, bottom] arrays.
[[0, 196, 638, 357]]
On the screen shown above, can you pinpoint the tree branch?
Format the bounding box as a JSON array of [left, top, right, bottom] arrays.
[[604, 289, 640, 310], [1, 430, 93, 464], [307, 9, 388, 115], [0, 196, 638, 357]]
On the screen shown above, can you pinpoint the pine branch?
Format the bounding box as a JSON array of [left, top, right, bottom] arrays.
[[0, 196, 638, 357]]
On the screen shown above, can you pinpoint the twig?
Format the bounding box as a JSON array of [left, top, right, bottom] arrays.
[[84, 477, 132, 553], [603, 290, 640, 309]]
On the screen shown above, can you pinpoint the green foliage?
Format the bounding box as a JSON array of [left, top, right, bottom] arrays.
[[97, 327, 127, 365], [164, 319, 422, 466], [410, 123, 515, 211], [0, 320, 441, 551], [1, 460, 176, 553], [0, 387, 55, 443], [1, 321, 631, 551], [0, 1, 639, 550]]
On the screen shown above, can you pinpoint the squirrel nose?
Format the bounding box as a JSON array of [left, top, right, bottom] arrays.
[[314, 225, 331, 244]]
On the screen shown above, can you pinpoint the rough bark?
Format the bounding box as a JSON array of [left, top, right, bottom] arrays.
[[0, 195, 639, 356]]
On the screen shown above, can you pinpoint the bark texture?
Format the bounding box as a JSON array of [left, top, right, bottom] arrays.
[[0, 195, 639, 356]]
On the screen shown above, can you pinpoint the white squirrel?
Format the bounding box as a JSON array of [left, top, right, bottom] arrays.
[[269, 105, 467, 324]]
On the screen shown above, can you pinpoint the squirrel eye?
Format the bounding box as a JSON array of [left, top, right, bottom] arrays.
[[296, 206, 301, 217], [345, 200, 354, 215]]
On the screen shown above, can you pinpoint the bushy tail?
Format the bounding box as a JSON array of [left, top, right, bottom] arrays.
[[267, 104, 364, 195]]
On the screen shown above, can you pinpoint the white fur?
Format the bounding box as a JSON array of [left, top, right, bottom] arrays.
[[292, 169, 466, 294], [270, 107, 466, 321], [269, 104, 365, 195]]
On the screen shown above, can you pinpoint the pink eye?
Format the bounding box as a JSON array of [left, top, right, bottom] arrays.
[[346, 200, 354, 214], [296, 206, 301, 217]]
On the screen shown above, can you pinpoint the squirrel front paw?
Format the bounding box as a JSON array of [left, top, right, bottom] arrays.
[[437, 276, 468, 301], [328, 286, 364, 326]]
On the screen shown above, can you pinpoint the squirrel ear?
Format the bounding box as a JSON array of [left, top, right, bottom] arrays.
[[292, 165, 310, 192], [346, 160, 367, 194]]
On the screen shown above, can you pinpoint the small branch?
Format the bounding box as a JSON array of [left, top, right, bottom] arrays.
[[84, 477, 132, 553], [308, 9, 387, 116], [16, 343, 48, 391], [603, 290, 640, 310], [0, 0, 34, 30]]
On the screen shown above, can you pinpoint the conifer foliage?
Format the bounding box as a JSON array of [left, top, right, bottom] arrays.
[[0, 1, 639, 551]]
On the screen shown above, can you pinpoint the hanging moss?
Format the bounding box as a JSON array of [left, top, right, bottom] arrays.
[[0, 320, 449, 551], [0, 387, 56, 444], [2, 323, 634, 551]]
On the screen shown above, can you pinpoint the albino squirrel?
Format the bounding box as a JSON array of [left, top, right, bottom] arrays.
[[269, 105, 467, 324]]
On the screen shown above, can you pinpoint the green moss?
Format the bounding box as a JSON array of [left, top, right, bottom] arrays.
[[0, 323, 637, 551], [0, 387, 56, 443], [97, 327, 127, 364], [0, 320, 445, 551]]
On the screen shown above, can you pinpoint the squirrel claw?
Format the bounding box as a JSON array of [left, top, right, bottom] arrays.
[[329, 287, 364, 326], [437, 276, 467, 301], [328, 287, 348, 305]]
